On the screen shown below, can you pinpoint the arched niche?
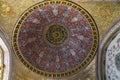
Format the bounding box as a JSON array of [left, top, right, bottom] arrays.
[[97, 19, 120, 80], [0, 27, 13, 80]]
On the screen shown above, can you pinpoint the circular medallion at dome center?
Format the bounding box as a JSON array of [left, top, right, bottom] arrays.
[[44, 24, 68, 47], [12, 0, 99, 78]]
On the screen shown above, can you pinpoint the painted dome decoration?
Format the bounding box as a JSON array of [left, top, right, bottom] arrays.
[[12, 0, 99, 78], [0, 27, 13, 80], [97, 20, 120, 80]]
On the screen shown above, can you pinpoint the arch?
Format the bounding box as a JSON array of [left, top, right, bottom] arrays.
[[97, 19, 120, 80], [0, 27, 13, 80]]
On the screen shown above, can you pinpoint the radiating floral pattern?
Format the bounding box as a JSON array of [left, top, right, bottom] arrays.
[[18, 4, 93, 72], [13, 1, 98, 78]]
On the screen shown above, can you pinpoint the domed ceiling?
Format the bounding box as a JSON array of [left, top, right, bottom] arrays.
[[97, 20, 120, 80], [12, 0, 99, 78], [1, 0, 120, 80]]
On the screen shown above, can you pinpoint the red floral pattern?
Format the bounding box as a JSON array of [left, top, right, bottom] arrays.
[[18, 4, 93, 72]]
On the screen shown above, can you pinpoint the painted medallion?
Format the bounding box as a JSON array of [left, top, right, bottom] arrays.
[[12, 0, 99, 78]]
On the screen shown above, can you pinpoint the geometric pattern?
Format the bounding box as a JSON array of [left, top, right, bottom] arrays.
[[12, 0, 99, 78]]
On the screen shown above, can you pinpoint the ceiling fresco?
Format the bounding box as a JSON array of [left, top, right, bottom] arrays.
[[12, 0, 99, 78], [0, 0, 120, 80]]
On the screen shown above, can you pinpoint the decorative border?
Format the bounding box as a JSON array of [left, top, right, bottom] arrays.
[[12, 0, 99, 78], [97, 19, 120, 80]]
